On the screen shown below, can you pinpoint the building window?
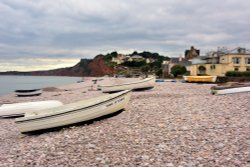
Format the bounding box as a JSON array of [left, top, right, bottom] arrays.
[[198, 66, 206, 75], [247, 67, 250, 71], [245, 58, 250, 64], [210, 65, 216, 70], [234, 67, 239, 71], [232, 57, 240, 64]]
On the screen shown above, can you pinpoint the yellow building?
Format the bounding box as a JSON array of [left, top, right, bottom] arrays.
[[190, 47, 250, 76]]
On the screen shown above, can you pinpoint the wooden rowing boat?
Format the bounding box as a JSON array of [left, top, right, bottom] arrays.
[[211, 86, 250, 95], [15, 89, 42, 97], [15, 90, 131, 133], [0, 100, 63, 118], [183, 76, 217, 83], [99, 77, 155, 93], [211, 82, 250, 90]]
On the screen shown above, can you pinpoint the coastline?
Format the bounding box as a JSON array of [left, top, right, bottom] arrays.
[[0, 77, 140, 104], [0, 75, 82, 97], [0, 78, 249, 166]]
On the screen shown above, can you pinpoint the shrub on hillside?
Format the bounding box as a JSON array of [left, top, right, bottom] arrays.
[[171, 65, 187, 77], [121, 60, 147, 67], [225, 71, 250, 77], [155, 69, 163, 77], [141, 65, 150, 77]]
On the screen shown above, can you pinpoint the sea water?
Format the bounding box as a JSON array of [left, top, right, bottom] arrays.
[[0, 75, 81, 95]]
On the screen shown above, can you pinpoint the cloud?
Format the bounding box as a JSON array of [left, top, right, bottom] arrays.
[[0, 0, 250, 71], [0, 58, 79, 72], [185, 33, 233, 44]]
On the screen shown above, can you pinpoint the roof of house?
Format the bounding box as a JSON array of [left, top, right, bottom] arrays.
[[131, 55, 143, 59], [170, 58, 192, 66], [192, 56, 209, 60]]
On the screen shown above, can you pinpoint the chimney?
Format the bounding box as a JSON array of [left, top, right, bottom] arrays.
[[237, 47, 246, 54]]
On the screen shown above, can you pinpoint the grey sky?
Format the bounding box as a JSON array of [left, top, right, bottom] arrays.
[[0, 0, 250, 71]]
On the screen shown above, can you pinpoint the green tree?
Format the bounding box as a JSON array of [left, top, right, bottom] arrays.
[[155, 69, 163, 77], [171, 65, 187, 77], [132, 51, 138, 55], [122, 60, 146, 67], [110, 51, 118, 57], [226, 71, 250, 77], [141, 65, 150, 77]]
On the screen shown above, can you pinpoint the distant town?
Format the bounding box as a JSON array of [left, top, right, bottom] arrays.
[[1, 46, 250, 79], [162, 46, 250, 77], [107, 46, 250, 78]]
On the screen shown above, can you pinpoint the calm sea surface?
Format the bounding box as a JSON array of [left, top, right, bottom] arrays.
[[0, 75, 81, 95]]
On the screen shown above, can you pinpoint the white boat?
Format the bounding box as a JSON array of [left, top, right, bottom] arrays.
[[0, 100, 63, 118], [211, 83, 250, 90], [211, 86, 250, 95], [99, 77, 155, 93], [15, 89, 42, 97], [15, 90, 131, 133]]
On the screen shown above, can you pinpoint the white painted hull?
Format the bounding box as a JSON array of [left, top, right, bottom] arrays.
[[211, 83, 250, 90], [15, 90, 43, 97], [0, 100, 63, 117], [15, 90, 131, 133], [211, 86, 250, 95], [100, 77, 155, 93]]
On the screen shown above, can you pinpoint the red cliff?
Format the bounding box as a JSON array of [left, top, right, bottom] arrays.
[[0, 56, 115, 77], [88, 55, 115, 76]]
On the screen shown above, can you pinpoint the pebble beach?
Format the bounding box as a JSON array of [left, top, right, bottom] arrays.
[[0, 77, 249, 167]]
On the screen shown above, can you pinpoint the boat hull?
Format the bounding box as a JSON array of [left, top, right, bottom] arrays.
[[15, 89, 42, 97], [211, 86, 250, 95], [15, 90, 131, 133], [211, 83, 250, 90], [100, 77, 155, 93], [183, 76, 217, 83], [0, 100, 63, 117]]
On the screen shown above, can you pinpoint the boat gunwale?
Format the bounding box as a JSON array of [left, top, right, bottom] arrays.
[[15, 89, 41, 93], [1, 114, 24, 118], [100, 77, 155, 88], [0, 100, 64, 117], [211, 85, 250, 90], [15, 90, 131, 123], [212, 86, 250, 95], [102, 86, 154, 93], [16, 93, 42, 97], [184, 76, 217, 83], [186, 76, 215, 78]]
